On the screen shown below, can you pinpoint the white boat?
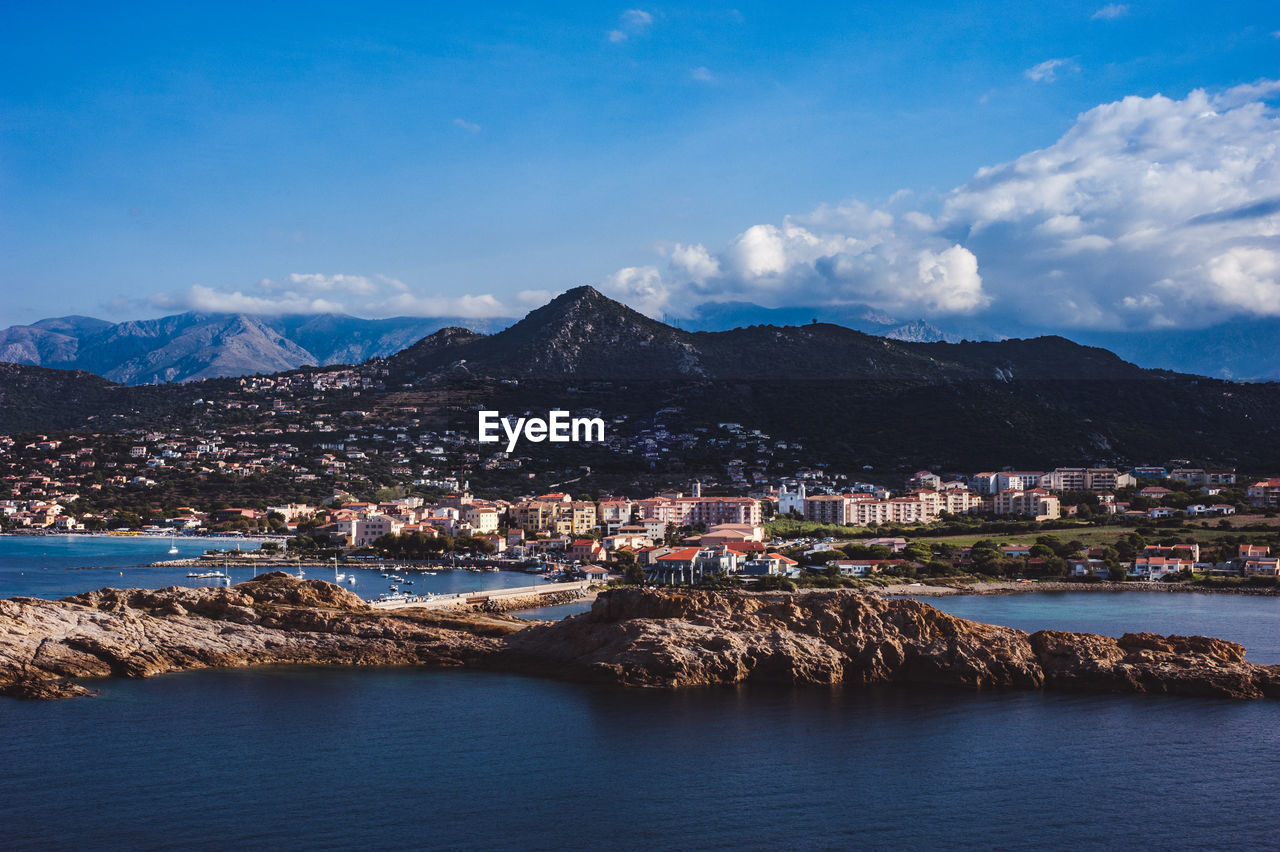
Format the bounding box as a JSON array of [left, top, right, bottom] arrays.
[[346, 576, 357, 585], [336, 572, 347, 582], [168, 538, 179, 555], [187, 570, 229, 580]]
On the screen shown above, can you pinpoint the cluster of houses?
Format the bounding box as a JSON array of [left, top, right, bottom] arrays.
[[775, 465, 1261, 527], [1067, 542, 1278, 581]]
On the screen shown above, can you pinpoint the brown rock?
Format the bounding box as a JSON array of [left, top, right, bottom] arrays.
[[2, 578, 1278, 701]]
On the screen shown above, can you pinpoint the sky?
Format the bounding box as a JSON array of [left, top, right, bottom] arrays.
[[1, 1, 1278, 332]]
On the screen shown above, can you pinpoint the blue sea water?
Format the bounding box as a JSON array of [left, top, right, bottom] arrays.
[[513, 598, 596, 620], [2, 669, 1279, 850], [925, 591, 1280, 664], [4, 540, 1280, 850], [0, 534, 541, 601]]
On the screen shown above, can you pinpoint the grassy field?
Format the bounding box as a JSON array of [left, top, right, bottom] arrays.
[[824, 515, 1280, 550]]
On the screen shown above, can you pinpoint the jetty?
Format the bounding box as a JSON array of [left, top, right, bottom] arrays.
[[369, 580, 595, 612]]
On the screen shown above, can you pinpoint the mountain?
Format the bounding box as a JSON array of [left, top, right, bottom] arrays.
[[0, 312, 517, 384], [678, 300, 960, 342], [392, 286, 704, 381], [385, 286, 1280, 469], [5, 286, 1280, 469], [391, 287, 1135, 383], [1067, 318, 1280, 382]]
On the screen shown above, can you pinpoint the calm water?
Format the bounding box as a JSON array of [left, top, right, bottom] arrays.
[[5, 542, 1280, 849], [0, 535, 539, 601], [925, 591, 1280, 664], [1, 668, 1278, 850], [513, 599, 596, 620]]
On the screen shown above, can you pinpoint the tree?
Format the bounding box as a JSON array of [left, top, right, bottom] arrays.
[[623, 564, 646, 585], [902, 541, 933, 563]]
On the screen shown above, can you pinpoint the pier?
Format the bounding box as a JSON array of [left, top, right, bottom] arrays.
[[369, 580, 595, 612]]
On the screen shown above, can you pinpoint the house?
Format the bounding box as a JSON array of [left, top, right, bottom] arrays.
[[701, 523, 764, 545], [863, 537, 908, 552], [741, 553, 800, 577], [603, 532, 653, 552], [1139, 486, 1174, 499], [1247, 479, 1280, 508], [1244, 557, 1280, 576], [1068, 558, 1108, 577], [1144, 543, 1201, 562], [568, 539, 604, 563], [1131, 556, 1193, 580], [831, 560, 879, 577], [579, 564, 612, 583], [1239, 545, 1278, 576], [1147, 507, 1178, 519]]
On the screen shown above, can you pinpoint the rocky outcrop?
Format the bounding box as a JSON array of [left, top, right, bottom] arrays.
[[2, 578, 1278, 701], [507, 588, 1280, 699], [0, 573, 519, 699]]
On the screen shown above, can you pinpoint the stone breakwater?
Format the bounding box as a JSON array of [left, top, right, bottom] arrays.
[[1, 575, 1277, 701], [477, 588, 587, 614]]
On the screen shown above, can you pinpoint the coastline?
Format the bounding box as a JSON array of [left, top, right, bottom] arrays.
[[5, 577, 1276, 701], [875, 580, 1280, 597]]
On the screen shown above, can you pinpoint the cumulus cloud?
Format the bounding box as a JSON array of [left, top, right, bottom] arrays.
[[601, 200, 990, 320], [609, 8, 652, 42], [690, 66, 715, 82], [1025, 58, 1079, 83], [148, 274, 520, 319], [1091, 4, 1128, 20], [599, 80, 1280, 330], [942, 80, 1280, 328], [453, 118, 481, 133]]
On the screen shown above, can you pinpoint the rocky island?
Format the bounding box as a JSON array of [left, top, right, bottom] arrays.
[[1, 573, 1277, 701]]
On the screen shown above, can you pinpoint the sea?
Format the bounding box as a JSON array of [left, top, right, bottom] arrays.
[[0, 534, 545, 602], [3, 536, 1280, 850]]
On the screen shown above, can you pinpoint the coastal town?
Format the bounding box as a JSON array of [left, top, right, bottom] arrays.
[[3, 415, 1278, 589]]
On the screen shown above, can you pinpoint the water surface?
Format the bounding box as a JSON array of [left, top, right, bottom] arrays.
[[1, 668, 1277, 850]]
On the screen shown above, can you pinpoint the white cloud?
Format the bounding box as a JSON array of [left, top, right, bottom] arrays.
[[150, 284, 348, 316], [148, 273, 521, 319], [600, 201, 989, 319], [667, 243, 720, 283], [690, 66, 715, 82], [599, 80, 1280, 330], [609, 8, 652, 42], [1025, 58, 1079, 83], [1091, 4, 1129, 20], [453, 118, 481, 133], [1201, 248, 1280, 315], [941, 80, 1280, 327], [602, 266, 669, 316], [622, 9, 652, 27]]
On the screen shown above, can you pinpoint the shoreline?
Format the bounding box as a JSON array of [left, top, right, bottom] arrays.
[[873, 580, 1280, 597], [4, 578, 1277, 702]]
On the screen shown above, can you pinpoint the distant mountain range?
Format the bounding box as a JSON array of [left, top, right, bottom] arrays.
[[2, 296, 1280, 386], [669, 301, 961, 343], [0, 312, 515, 385], [3, 286, 1279, 469], [674, 303, 1280, 381]]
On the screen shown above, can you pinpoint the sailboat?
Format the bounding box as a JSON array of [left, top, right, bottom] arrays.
[[168, 537, 179, 555]]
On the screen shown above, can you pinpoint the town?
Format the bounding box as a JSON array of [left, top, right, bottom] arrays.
[[3, 409, 1278, 588]]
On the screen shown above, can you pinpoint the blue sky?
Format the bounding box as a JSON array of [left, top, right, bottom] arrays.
[[1, 1, 1277, 330]]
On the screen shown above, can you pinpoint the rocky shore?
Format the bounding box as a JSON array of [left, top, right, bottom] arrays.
[[2, 574, 1277, 701]]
